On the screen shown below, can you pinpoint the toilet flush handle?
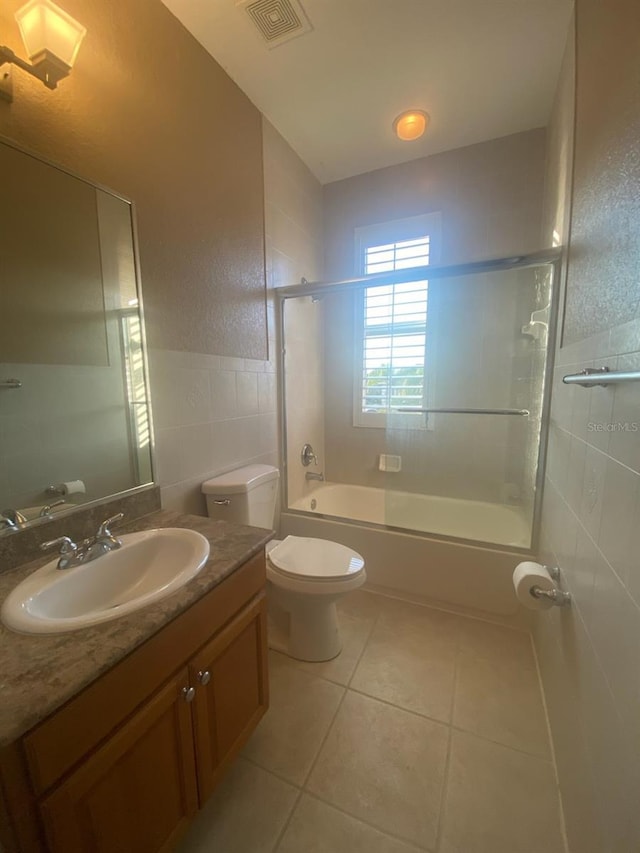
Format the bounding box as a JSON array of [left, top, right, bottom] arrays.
[[211, 499, 231, 506]]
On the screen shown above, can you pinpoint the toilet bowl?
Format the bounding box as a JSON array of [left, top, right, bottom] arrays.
[[201, 465, 366, 662], [266, 536, 366, 662]]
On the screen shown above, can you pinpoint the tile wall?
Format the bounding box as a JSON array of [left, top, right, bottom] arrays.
[[321, 129, 547, 503], [536, 323, 640, 853], [152, 121, 324, 516], [534, 6, 640, 851]]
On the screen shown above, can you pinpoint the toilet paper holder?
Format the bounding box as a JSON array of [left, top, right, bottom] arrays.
[[530, 566, 571, 607]]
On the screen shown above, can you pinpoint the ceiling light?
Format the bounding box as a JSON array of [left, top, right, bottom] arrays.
[[393, 110, 429, 142], [0, 0, 86, 103]]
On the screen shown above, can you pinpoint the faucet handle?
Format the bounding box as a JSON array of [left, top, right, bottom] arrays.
[[301, 443, 318, 467], [39, 499, 65, 518], [41, 536, 78, 555], [96, 512, 124, 539]]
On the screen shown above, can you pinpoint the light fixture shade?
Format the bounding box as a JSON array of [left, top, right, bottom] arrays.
[[393, 110, 429, 142], [15, 0, 86, 69]]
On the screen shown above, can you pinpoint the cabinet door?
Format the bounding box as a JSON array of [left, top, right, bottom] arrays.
[[190, 593, 269, 802], [39, 669, 198, 853]]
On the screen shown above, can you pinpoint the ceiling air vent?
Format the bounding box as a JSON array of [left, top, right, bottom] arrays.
[[236, 0, 313, 49]]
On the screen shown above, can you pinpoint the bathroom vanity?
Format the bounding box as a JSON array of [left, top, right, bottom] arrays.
[[0, 511, 272, 853]]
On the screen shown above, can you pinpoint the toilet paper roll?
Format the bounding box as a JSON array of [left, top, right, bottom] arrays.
[[60, 480, 86, 496], [513, 561, 556, 610]]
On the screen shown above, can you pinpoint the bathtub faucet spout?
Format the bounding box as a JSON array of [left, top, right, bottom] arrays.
[[305, 471, 324, 482]]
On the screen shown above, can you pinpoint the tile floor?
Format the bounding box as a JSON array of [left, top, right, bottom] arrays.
[[177, 590, 566, 853]]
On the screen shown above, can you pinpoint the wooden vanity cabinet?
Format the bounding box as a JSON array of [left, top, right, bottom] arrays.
[[39, 668, 199, 853], [190, 594, 268, 803], [0, 552, 269, 853]]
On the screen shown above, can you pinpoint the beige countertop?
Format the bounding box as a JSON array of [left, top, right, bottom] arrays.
[[0, 510, 272, 747]]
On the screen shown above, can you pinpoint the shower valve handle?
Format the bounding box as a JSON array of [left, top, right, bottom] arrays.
[[301, 444, 318, 467]]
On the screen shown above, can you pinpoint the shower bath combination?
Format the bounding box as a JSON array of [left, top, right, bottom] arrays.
[[278, 250, 561, 616]]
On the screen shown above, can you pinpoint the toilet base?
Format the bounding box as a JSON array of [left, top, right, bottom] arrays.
[[267, 591, 343, 662]]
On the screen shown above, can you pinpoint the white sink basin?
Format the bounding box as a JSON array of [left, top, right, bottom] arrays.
[[1, 528, 210, 634]]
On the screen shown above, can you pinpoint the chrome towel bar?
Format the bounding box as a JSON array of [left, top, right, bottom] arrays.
[[0, 378, 22, 389], [396, 407, 530, 416], [562, 367, 640, 387]]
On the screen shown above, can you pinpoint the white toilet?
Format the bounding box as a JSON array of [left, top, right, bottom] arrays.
[[202, 464, 366, 662]]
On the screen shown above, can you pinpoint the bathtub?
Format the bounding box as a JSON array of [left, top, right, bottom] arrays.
[[280, 482, 533, 617]]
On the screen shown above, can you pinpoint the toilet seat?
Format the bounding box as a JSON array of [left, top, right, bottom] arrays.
[[267, 536, 364, 581]]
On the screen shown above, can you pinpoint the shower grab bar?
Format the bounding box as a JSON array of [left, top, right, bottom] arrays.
[[0, 379, 22, 389], [395, 407, 530, 416], [562, 367, 640, 387]]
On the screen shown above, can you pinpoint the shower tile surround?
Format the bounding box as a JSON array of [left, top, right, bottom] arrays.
[[321, 129, 548, 507], [177, 590, 565, 853]]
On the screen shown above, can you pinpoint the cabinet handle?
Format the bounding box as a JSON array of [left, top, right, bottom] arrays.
[[197, 670, 211, 686], [182, 686, 196, 703]]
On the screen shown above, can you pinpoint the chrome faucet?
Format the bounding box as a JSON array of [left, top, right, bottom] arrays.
[[95, 513, 124, 552], [1, 508, 28, 529], [301, 443, 318, 467], [0, 513, 18, 531], [39, 499, 65, 518], [41, 512, 125, 570], [40, 535, 80, 570], [305, 471, 325, 482]]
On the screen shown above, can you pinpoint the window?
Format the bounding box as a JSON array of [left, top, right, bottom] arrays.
[[354, 215, 440, 428]]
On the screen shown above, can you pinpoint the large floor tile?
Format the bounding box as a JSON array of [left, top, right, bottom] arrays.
[[306, 691, 448, 849], [338, 588, 385, 621], [276, 794, 423, 853], [242, 652, 344, 784], [454, 653, 550, 757], [288, 610, 375, 685], [439, 730, 564, 853], [374, 597, 463, 646], [176, 758, 297, 853], [350, 615, 457, 722], [457, 618, 535, 668]]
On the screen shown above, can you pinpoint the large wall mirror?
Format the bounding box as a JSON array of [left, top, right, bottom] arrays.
[[0, 140, 154, 534]]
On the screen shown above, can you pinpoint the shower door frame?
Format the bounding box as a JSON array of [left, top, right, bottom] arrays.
[[276, 248, 563, 555]]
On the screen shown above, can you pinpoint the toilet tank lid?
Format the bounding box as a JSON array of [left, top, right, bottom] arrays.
[[202, 464, 279, 495]]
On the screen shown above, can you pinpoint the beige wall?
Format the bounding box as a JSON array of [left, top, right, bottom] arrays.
[[535, 6, 640, 852], [322, 131, 546, 505], [324, 129, 546, 280], [0, 0, 266, 360], [0, 0, 287, 521], [0, 0, 323, 521], [155, 120, 323, 514], [562, 0, 640, 344]]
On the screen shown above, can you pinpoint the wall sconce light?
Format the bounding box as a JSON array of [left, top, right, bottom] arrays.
[[0, 0, 86, 102]]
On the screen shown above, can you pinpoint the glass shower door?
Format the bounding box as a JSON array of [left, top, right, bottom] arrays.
[[380, 263, 554, 549]]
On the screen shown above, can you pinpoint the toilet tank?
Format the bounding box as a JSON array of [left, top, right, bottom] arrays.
[[202, 464, 279, 529]]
